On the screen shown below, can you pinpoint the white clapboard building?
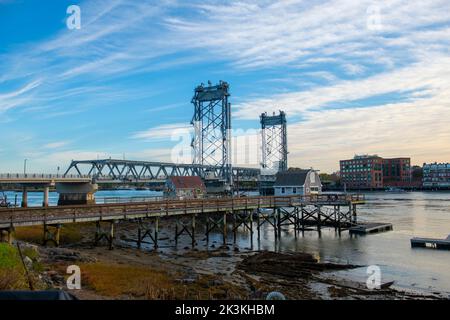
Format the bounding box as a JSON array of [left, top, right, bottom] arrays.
[[274, 168, 322, 196]]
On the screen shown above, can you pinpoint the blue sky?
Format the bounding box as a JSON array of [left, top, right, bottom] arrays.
[[0, 0, 449, 173]]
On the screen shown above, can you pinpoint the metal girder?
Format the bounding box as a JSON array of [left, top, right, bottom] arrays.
[[63, 159, 260, 183], [260, 110, 288, 172], [191, 81, 232, 185]]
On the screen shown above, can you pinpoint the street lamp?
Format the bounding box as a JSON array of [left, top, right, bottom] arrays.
[[23, 159, 28, 176]]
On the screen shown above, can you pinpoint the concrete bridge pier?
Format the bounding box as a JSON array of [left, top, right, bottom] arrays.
[[19, 183, 51, 208], [43, 186, 49, 207], [21, 186, 28, 208], [56, 182, 98, 206]]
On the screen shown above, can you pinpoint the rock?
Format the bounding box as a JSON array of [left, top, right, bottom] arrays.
[[23, 256, 33, 269], [266, 291, 286, 300], [208, 279, 224, 287], [176, 278, 196, 284], [20, 243, 39, 254], [45, 248, 95, 262]]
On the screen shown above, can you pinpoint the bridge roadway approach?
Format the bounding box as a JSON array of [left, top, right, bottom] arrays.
[[0, 194, 365, 248], [0, 174, 93, 208]]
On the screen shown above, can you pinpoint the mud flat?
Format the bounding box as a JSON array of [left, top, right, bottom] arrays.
[[32, 244, 443, 300], [7, 222, 446, 300]]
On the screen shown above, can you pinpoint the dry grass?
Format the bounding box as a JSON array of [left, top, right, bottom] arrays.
[[79, 262, 178, 298], [79, 262, 247, 300], [0, 269, 28, 290], [15, 223, 88, 245]]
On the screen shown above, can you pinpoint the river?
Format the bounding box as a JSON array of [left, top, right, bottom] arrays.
[[2, 190, 449, 296]]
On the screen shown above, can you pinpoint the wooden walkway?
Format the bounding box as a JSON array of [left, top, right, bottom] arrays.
[[0, 194, 364, 229], [0, 194, 365, 248]]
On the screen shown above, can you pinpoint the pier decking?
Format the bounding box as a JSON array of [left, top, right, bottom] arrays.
[[349, 223, 393, 235], [0, 194, 365, 248], [411, 236, 450, 250]]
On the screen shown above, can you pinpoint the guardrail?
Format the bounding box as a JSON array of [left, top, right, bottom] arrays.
[[0, 194, 365, 228], [0, 173, 90, 179]]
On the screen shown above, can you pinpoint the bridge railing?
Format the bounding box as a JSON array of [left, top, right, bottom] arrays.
[[0, 194, 365, 226], [0, 173, 90, 179]]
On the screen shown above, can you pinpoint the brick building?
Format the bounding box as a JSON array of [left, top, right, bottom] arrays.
[[382, 158, 411, 187], [340, 155, 384, 189], [423, 163, 450, 189], [340, 155, 412, 190]]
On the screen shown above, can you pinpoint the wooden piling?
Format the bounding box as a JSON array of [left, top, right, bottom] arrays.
[[175, 218, 179, 245], [257, 210, 261, 240], [191, 214, 196, 247], [223, 212, 227, 245], [154, 217, 159, 249]]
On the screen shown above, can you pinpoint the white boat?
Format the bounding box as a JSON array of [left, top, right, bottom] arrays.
[[0, 192, 11, 208], [385, 187, 406, 193]]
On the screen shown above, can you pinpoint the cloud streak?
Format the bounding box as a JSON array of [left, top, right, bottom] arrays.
[[0, 0, 449, 172]]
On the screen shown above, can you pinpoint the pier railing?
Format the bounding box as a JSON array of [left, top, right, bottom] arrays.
[[0, 194, 365, 228]]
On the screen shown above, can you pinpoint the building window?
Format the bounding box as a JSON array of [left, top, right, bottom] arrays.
[[281, 187, 285, 194], [293, 187, 297, 194]]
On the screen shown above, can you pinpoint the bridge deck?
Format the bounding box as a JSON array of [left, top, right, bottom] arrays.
[[0, 194, 364, 228], [0, 173, 91, 184]]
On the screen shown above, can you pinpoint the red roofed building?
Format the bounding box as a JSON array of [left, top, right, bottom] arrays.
[[164, 176, 207, 199]]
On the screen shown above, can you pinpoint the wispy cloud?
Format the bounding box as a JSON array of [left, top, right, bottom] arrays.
[[43, 141, 71, 149], [1, 0, 449, 172], [131, 123, 192, 141]]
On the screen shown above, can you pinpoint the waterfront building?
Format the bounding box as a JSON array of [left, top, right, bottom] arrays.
[[382, 158, 412, 187], [164, 176, 206, 199], [340, 155, 384, 189], [423, 163, 450, 189], [273, 168, 322, 196]]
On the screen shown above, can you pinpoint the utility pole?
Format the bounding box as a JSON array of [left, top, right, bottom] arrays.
[[23, 159, 28, 176]]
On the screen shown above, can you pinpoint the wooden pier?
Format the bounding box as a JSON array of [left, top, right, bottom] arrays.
[[0, 194, 365, 248], [349, 223, 393, 235], [411, 236, 450, 250]]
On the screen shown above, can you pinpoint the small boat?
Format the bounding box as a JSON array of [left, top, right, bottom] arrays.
[[385, 187, 406, 193], [0, 192, 12, 208]]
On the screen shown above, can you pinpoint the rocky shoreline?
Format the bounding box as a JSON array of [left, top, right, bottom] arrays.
[[14, 240, 442, 300], [3, 221, 446, 300]]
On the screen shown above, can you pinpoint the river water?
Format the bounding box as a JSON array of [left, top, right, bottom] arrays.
[[2, 190, 449, 296]]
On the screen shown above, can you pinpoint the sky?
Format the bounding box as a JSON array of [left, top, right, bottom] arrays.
[[0, 0, 449, 174]]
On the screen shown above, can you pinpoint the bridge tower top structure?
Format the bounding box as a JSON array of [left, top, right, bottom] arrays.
[[260, 110, 288, 172], [191, 81, 232, 185]]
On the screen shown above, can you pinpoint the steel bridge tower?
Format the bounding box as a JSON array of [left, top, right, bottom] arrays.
[[191, 81, 232, 185], [260, 110, 288, 172]]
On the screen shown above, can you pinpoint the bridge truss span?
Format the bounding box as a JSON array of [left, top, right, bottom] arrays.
[[63, 159, 260, 183]]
